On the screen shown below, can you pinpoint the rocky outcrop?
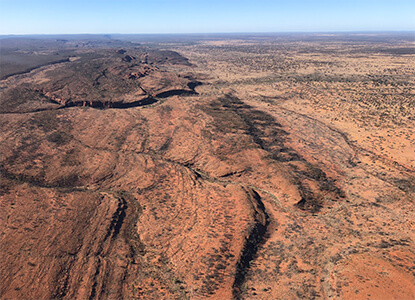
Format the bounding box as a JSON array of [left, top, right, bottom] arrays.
[[1, 36, 414, 300], [0, 47, 196, 114]]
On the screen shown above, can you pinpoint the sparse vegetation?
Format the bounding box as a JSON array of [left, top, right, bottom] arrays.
[[1, 33, 414, 300]]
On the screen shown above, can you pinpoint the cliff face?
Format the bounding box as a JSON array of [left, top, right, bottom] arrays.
[[1, 36, 414, 299]]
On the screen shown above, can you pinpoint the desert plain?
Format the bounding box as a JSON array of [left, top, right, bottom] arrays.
[[0, 33, 414, 299]]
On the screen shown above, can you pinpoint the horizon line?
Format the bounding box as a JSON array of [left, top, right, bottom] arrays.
[[1, 30, 415, 37]]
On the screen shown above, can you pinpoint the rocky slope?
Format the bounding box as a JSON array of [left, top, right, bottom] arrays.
[[1, 36, 414, 299]]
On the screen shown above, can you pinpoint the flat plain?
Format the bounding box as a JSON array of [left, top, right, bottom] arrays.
[[1, 33, 414, 299]]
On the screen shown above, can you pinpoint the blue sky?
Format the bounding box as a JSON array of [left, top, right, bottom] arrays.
[[0, 0, 414, 34]]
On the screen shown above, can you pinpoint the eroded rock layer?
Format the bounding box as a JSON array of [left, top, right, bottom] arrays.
[[1, 36, 414, 299]]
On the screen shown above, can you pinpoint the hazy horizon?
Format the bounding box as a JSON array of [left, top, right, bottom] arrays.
[[1, 30, 415, 37], [1, 0, 414, 35]]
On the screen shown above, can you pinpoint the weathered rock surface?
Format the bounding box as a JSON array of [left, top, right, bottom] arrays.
[[0, 47, 194, 113], [1, 36, 414, 299]]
